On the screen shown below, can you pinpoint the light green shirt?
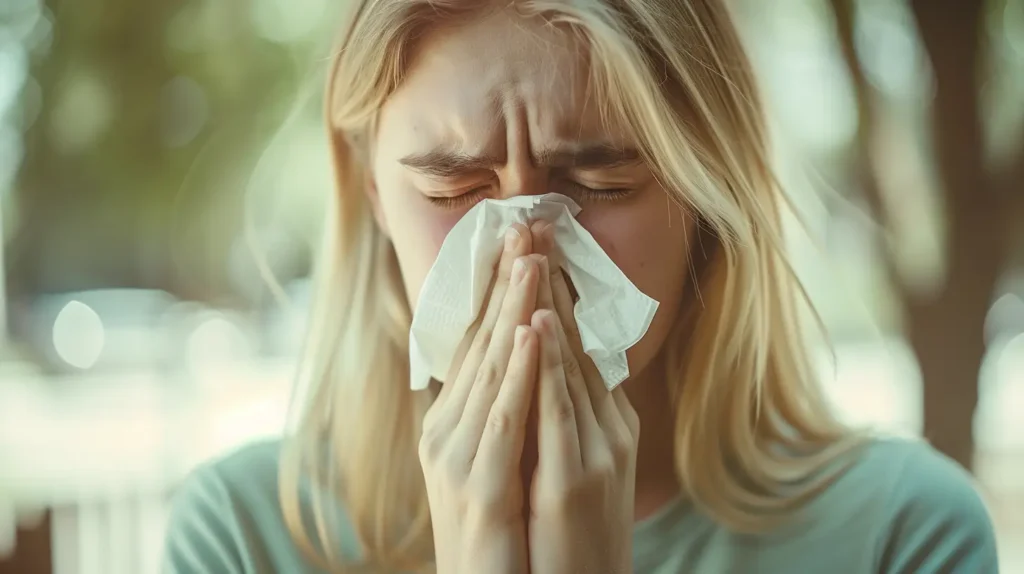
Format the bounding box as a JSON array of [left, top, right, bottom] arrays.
[[162, 437, 999, 573]]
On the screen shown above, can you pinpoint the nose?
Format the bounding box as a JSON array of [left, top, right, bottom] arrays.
[[496, 103, 548, 199], [495, 162, 549, 200]]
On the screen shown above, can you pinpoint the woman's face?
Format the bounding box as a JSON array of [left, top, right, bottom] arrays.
[[370, 9, 693, 380]]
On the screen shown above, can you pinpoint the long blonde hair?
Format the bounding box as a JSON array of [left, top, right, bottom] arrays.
[[280, 1, 865, 572]]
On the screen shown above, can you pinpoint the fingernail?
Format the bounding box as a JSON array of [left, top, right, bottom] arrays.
[[505, 227, 520, 251], [538, 309, 556, 332], [539, 222, 552, 239], [512, 257, 528, 283]]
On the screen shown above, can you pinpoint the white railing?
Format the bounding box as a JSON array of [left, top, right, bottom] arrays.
[[51, 495, 170, 574]]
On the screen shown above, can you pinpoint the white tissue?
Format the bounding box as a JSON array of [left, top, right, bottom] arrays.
[[408, 193, 659, 391]]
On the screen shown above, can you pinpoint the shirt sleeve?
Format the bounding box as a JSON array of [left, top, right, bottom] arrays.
[[877, 444, 999, 574], [162, 463, 248, 574]]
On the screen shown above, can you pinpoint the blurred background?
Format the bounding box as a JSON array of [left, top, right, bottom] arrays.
[[0, 0, 1020, 572]]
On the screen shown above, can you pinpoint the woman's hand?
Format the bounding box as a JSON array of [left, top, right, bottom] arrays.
[[418, 223, 542, 574], [527, 221, 640, 574]]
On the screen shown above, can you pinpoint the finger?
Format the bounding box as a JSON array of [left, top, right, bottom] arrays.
[[548, 267, 595, 381], [530, 221, 560, 314], [474, 326, 539, 476], [530, 220, 555, 257], [536, 257, 603, 418], [609, 385, 640, 439], [531, 229, 604, 462], [458, 255, 540, 453], [533, 309, 582, 476], [434, 318, 481, 406], [443, 223, 533, 412], [549, 266, 613, 416], [537, 295, 605, 471]]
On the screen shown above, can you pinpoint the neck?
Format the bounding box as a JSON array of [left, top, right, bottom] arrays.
[[624, 361, 682, 522]]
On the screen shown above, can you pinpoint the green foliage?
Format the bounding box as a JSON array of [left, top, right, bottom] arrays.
[[7, 0, 336, 302]]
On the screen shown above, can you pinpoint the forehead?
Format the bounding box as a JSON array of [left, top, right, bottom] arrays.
[[377, 9, 624, 157]]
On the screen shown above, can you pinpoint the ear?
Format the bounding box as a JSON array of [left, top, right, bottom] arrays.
[[365, 175, 390, 238]]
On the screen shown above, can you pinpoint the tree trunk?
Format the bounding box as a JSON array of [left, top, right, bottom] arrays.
[[908, 0, 1012, 470], [829, 0, 1016, 470]]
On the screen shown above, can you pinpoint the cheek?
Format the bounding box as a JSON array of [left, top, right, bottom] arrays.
[[378, 192, 465, 307], [577, 197, 689, 300], [577, 193, 692, 371]]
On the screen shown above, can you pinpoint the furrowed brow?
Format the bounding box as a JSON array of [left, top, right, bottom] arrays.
[[399, 149, 501, 177], [399, 143, 641, 176], [535, 144, 641, 169]]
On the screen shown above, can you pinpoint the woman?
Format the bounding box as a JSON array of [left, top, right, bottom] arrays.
[[163, 1, 999, 572]]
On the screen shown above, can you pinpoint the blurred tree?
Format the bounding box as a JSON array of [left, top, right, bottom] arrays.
[[5, 0, 317, 320], [830, 0, 1024, 470], [8, 0, 190, 300]]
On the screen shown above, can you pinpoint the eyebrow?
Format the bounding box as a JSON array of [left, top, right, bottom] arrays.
[[399, 143, 641, 177]]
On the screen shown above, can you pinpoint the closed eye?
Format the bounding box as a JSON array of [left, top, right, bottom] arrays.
[[425, 188, 490, 209], [424, 181, 635, 210], [564, 181, 633, 202]]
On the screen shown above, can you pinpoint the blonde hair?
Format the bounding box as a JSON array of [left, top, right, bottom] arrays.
[[280, 1, 865, 572]]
